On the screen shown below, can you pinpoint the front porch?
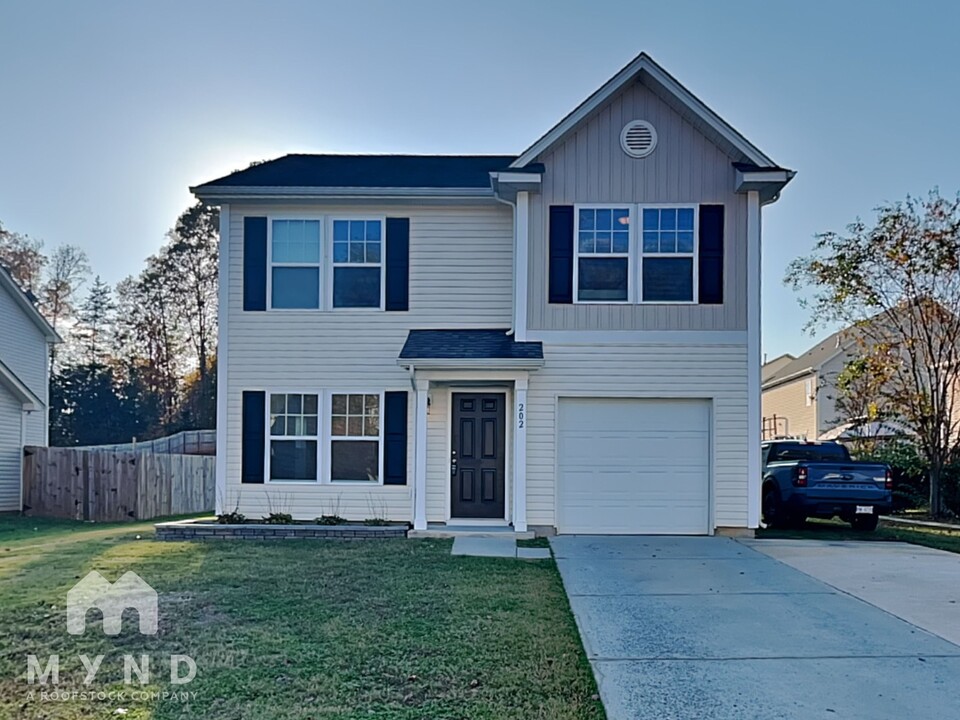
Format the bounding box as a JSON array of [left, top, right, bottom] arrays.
[[398, 328, 544, 533]]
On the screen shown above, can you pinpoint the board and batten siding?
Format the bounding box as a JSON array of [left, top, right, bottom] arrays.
[[224, 203, 513, 520], [525, 343, 749, 529], [527, 79, 747, 332]]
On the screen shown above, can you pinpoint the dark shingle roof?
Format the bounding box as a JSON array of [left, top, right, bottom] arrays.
[[197, 154, 522, 189], [763, 331, 843, 386], [399, 329, 543, 360]]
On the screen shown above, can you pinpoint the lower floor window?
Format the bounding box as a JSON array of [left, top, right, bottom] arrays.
[[331, 393, 380, 482], [270, 440, 317, 481], [269, 393, 320, 482]]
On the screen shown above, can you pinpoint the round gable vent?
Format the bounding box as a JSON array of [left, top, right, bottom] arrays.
[[620, 120, 658, 158]]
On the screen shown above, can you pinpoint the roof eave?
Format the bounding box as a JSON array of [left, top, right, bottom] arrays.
[[397, 358, 545, 370], [190, 185, 497, 204], [0, 358, 42, 409], [761, 366, 816, 391], [0, 267, 61, 343], [511, 52, 779, 169], [735, 167, 797, 205]]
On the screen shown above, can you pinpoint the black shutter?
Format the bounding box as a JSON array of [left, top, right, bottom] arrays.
[[241, 391, 265, 484], [698, 205, 724, 305], [549, 205, 574, 303], [243, 217, 268, 311], [385, 218, 410, 311], [383, 391, 408, 485]]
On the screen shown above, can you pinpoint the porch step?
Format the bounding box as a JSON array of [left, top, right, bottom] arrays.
[[408, 523, 535, 540]]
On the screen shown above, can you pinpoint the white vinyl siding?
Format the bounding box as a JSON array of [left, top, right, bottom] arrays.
[[526, 343, 749, 530], [0, 387, 21, 510], [224, 204, 513, 521], [527, 79, 747, 331], [0, 281, 49, 409]]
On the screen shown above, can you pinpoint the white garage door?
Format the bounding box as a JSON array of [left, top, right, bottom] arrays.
[[557, 398, 710, 534]]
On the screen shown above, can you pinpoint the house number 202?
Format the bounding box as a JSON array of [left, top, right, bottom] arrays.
[[517, 403, 525, 429]]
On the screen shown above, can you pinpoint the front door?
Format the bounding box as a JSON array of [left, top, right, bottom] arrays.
[[451, 392, 506, 519]]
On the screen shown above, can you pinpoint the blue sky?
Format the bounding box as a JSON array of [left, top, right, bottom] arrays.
[[2, 0, 958, 358]]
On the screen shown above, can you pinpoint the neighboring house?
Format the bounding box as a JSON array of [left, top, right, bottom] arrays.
[[191, 52, 793, 535], [761, 331, 849, 440], [0, 266, 59, 511]]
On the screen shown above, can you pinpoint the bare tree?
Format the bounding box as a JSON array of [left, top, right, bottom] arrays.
[[787, 190, 960, 517], [0, 222, 45, 291], [40, 244, 90, 330]]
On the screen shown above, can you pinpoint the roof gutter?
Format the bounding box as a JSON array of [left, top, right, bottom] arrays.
[[189, 185, 497, 203]]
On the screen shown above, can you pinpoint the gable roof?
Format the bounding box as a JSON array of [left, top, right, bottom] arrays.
[[0, 265, 60, 343], [192, 155, 524, 198], [762, 332, 844, 388], [511, 52, 783, 170]]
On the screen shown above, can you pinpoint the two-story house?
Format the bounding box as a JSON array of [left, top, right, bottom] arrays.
[[0, 265, 59, 511], [191, 53, 793, 536]]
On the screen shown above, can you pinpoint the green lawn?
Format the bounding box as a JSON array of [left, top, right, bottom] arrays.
[[0, 516, 603, 720], [758, 517, 960, 554]]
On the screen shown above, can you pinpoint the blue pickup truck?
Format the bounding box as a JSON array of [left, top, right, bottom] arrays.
[[761, 440, 892, 531]]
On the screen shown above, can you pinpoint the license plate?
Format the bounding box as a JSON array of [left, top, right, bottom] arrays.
[[856, 505, 874, 515]]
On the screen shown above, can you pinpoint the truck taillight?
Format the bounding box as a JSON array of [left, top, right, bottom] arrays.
[[885, 469, 893, 490], [794, 466, 808, 487]]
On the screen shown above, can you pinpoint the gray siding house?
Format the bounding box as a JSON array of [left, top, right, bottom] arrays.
[[0, 266, 58, 511], [192, 53, 793, 535]]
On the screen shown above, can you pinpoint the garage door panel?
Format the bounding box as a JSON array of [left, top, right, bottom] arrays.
[[557, 399, 710, 535]]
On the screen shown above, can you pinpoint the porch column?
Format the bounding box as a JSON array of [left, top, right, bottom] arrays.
[[413, 378, 429, 531], [512, 377, 528, 532]]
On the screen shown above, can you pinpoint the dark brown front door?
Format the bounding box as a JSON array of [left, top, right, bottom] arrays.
[[451, 393, 506, 519]]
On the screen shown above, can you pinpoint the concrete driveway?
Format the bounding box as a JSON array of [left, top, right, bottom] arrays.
[[551, 536, 960, 720]]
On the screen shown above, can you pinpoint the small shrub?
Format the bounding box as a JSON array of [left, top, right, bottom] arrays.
[[316, 515, 348, 525], [262, 512, 294, 525], [363, 518, 391, 526], [216, 511, 246, 524]]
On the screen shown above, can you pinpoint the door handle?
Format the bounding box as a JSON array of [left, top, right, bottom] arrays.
[[451, 451, 457, 477]]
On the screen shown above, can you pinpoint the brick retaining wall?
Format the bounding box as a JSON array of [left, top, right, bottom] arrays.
[[156, 521, 407, 541]]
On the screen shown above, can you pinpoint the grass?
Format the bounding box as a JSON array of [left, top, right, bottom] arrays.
[[0, 516, 603, 720], [758, 517, 960, 554]]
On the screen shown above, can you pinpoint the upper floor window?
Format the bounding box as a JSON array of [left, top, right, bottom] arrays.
[[270, 220, 321, 309], [573, 204, 699, 304], [641, 207, 696, 303], [332, 219, 382, 308], [575, 207, 630, 302]]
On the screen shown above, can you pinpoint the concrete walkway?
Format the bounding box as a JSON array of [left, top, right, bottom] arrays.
[[742, 538, 960, 646], [552, 536, 960, 720], [450, 536, 550, 559]]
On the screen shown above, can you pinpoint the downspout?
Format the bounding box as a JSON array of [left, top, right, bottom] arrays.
[[493, 192, 518, 336], [19, 408, 27, 513]]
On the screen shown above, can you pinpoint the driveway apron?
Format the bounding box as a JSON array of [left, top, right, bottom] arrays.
[[551, 536, 960, 720]]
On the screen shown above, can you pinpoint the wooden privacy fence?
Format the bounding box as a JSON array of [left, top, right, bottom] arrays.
[[22, 446, 216, 521]]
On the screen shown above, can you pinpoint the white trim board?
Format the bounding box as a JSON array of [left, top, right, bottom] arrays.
[[525, 330, 747, 345]]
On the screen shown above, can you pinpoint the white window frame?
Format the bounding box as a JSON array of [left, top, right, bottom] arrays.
[[573, 204, 634, 304], [637, 204, 699, 305], [327, 390, 385, 485], [265, 390, 321, 484], [328, 216, 386, 311], [266, 215, 325, 311]]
